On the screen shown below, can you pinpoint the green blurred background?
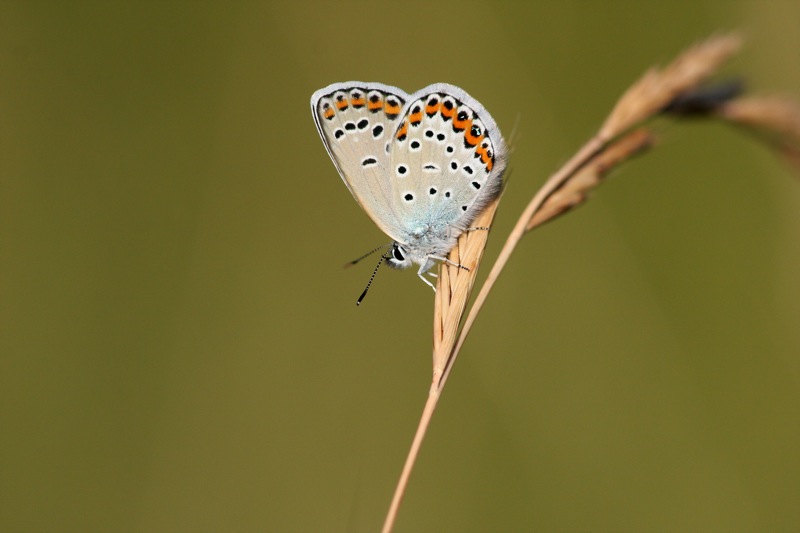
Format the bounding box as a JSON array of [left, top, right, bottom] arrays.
[[2, 1, 799, 531]]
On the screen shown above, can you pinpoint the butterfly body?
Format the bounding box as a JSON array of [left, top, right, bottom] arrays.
[[311, 82, 506, 289]]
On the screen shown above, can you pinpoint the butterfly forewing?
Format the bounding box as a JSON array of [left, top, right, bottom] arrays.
[[311, 82, 409, 241]]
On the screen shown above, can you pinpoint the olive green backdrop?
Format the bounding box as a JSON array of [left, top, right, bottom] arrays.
[[2, 1, 799, 531]]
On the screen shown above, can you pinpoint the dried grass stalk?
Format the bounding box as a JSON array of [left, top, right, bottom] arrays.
[[600, 33, 742, 140], [526, 129, 656, 232], [382, 32, 800, 533], [382, 198, 500, 533]]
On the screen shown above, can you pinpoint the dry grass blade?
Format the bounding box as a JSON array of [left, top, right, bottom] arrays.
[[600, 33, 742, 140], [432, 197, 501, 382], [382, 32, 768, 533], [717, 96, 800, 170], [381, 198, 501, 533], [526, 129, 656, 232]]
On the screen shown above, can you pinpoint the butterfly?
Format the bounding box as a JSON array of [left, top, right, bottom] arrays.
[[311, 82, 506, 298]]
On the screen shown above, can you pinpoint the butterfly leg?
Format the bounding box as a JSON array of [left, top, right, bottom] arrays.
[[416, 265, 437, 292], [429, 255, 470, 272]]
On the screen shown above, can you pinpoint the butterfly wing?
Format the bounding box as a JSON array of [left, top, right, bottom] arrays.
[[311, 82, 410, 241], [387, 84, 507, 247]]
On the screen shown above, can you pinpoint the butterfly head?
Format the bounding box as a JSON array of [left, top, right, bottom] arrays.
[[386, 242, 413, 270]]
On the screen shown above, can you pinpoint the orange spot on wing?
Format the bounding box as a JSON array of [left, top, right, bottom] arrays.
[[408, 110, 423, 125], [440, 104, 455, 120], [336, 98, 349, 110], [465, 130, 484, 147], [453, 115, 472, 132], [396, 121, 408, 140], [476, 143, 494, 170], [385, 102, 401, 115], [367, 97, 383, 111], [323, 107, 335, 120], [425, 102, 441, 116], [350, 96, 365, 108]]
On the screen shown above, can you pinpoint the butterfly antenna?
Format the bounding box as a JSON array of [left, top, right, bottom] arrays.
[[356, 253, 388, 306], [344, 243, 392, 269]]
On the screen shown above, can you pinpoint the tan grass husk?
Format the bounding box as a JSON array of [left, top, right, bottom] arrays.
[[600, 33, 742, 140], [432, 197, 501, 381]]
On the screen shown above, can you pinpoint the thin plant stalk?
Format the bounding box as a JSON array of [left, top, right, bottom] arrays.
[[380, 137, 605, 533]]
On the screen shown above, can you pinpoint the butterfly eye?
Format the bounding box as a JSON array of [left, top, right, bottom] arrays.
[[393, 247, 405, 261]]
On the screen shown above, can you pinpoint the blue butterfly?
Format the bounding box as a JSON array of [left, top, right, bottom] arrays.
[[311, 82, 506, 297]]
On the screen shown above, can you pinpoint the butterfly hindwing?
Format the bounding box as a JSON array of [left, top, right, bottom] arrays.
[[388, 84, 506, 244]]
